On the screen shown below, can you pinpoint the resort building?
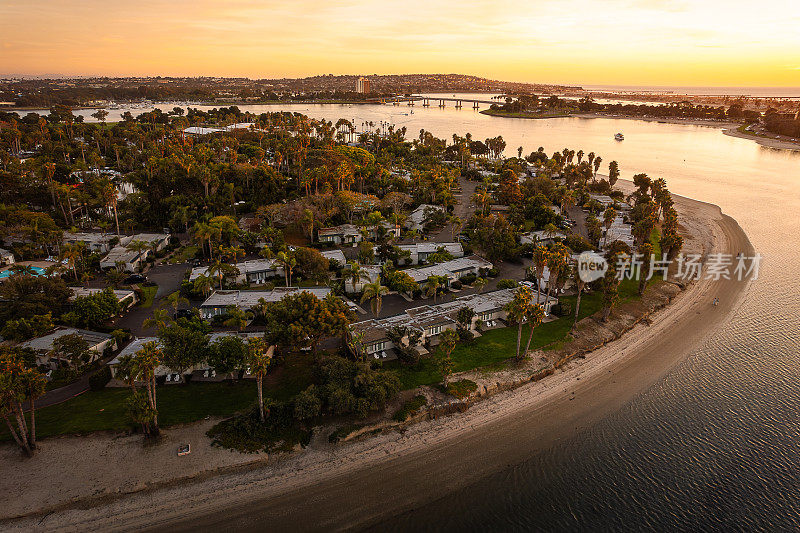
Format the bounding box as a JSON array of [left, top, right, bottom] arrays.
[[318, 222, 400, 246], [198, 287, 333, 319], [397, 242, 463, 265], [99, 232, 170, 271], [189, 258, 283, 286], [345, 264, 381, 293], [350, 284, 558, 360], [21, 327, 116, 369], [604, 216, 635, 250], [405, 204, 445, 231], [70, 287, 139, 310], [63, 232, 124, 254], [356, 77, 371, 94], [0, 248, 15, 266], [108, 332, 263, 384], [520, 229, 567, 246], [404, 255, 493, 287], [320, 249, 347, 267]]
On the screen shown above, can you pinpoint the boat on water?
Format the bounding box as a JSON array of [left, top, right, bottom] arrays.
[[615, 133, 624, 141]]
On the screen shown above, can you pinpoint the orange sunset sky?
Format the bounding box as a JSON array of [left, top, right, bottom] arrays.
[[1, 0, 799, 86]]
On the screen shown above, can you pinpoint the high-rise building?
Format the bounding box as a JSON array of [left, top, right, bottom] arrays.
[[356, 77, 370, 94]]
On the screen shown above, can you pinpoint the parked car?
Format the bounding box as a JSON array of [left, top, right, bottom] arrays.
[[174, 308, 194, 319], [124, 274, 148, 284]]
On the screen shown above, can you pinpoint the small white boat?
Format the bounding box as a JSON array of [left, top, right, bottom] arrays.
[[615, 133, 624, 141]]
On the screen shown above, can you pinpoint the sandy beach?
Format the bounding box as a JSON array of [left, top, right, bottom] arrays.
[[1, 191, 753, 532]]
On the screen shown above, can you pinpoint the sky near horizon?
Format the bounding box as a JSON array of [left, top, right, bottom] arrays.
[[1, 0, 799, 87]]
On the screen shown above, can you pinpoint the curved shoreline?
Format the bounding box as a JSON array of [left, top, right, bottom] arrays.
[[2, 192, 754, 531]]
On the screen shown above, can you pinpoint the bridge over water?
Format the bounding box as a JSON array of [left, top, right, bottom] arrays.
[[373, 95, 501, 109]]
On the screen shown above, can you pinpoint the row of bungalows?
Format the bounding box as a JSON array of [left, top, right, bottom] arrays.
[[70, 287, 139, 310], [98, 233, 171, 272], [19, 327, 117, 369], [198, 287, 333, 319], [404, 204, 445, 232], [318, 222, 400, 246], [404, 255, 493, 288], [520, 229, 568, 247], [603, 215, 635, 251], [350, 284, 558, 360], [189, 258, 284, 286], [397, 242, 463, 265], [107, 332, 263, 385]]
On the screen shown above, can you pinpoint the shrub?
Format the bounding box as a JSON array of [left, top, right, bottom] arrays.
[[392, 395, 428, 422], [457, 329, 475, 342], [487, 268, 499, 277], [450, 279, 462, 290], [445, 379, 478, 399], [207, 404, 310, 453], [89, 366, 112, 391], [460, 272, 477, 285], [496, 278, 518, 289], [550, 302, 572, 317]]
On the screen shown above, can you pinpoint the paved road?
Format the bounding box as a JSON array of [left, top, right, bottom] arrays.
[[116, 262, 191, 336]]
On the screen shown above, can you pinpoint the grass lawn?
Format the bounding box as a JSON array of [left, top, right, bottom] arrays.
[[170, 245, 199, 264], [1, 355, 314, 441]]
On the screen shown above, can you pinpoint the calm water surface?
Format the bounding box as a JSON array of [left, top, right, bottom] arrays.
[[57, 99, 800, 529]]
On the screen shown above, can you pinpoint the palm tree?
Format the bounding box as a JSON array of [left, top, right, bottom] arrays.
[[246, 339, 274, 422], [449, 215, 463, 240], [346, 262, 370, 293], [522, 302, 546, 359], [424, 276, 442, 303], [208, 259, 239, 290], [143, 308, 170, 332], [193, 274, 214, 298], [125, 240, 149, 272], [360, 280, 389, 317], [162, 291, 190, 314], [602, 207, 617, 247], [531, 245, 549, 304], [60, 243, 83, 280], [276, 251, 296, 286], [505, 286, 532, 362], [473, 277, 487, 294], [572, 266, 586, 332], [132, 341, 162, 435]]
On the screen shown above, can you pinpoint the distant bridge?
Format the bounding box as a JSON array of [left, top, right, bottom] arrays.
[[372, 96, 501, 109]]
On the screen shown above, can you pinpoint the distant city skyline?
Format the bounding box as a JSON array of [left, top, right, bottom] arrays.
[[1, 0, 799, 86]]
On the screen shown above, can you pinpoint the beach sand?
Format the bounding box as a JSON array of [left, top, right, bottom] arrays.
[[1, 191, 753, 532]]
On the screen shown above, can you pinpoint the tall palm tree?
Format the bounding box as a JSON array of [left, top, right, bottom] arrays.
[[602, 207, 617, 247], [572, 266, 586, 332], [193, 274, 214, 298], [223, 305, 251, 332], [505, 286, 532, 362], [162, 291, 190, 314], [143, 308, 170, 332], [132, 341, 162, 435], [531, 245, 549, 304], [125, 240, 149, 272], [522, 302, 546, 359], [346, 261, 369, 293], [246, 339, 275, 422], [276, 251, 296, 286], [360, 280, 389, 317], [424, 276, 442, 303], [60, 243, 83, 280]]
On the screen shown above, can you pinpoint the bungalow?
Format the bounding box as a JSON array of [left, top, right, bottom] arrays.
[[404, 255, 493, 287], [189, 258, 283, 286], [320, 249, 347, 267], [345, 264, 381, 293], [99, 246, 147, 272], [349, 285, 558, 360], [405, 204, 445, 232], [63, 232, 126, 254], [21, 327, 116, 369], [199, 287, 332, 319], [318, 222, 400, 246], [129, 233, 170, 252], [521, 229, 567, 246], [70, 287, 139, 310], [397, 242, 464, 265], [0, 248, 14, 266]]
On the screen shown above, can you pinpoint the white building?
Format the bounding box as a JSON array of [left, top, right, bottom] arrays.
[[344, 264, 381, 293], [0, 248, 15, 266], [404, 255, 493, 287], [70, 287, 139, 310], [189, 258, 283, 286], [199, 287, 333, 319], [318, 222, 399, 246], [64, 232, 127, 254], [397, 242, 463, 265], [405, 204, 445, 232], [21, 327, 116, 369]]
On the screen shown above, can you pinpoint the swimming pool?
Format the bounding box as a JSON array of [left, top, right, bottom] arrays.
[[0, 266, 47, 279]]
